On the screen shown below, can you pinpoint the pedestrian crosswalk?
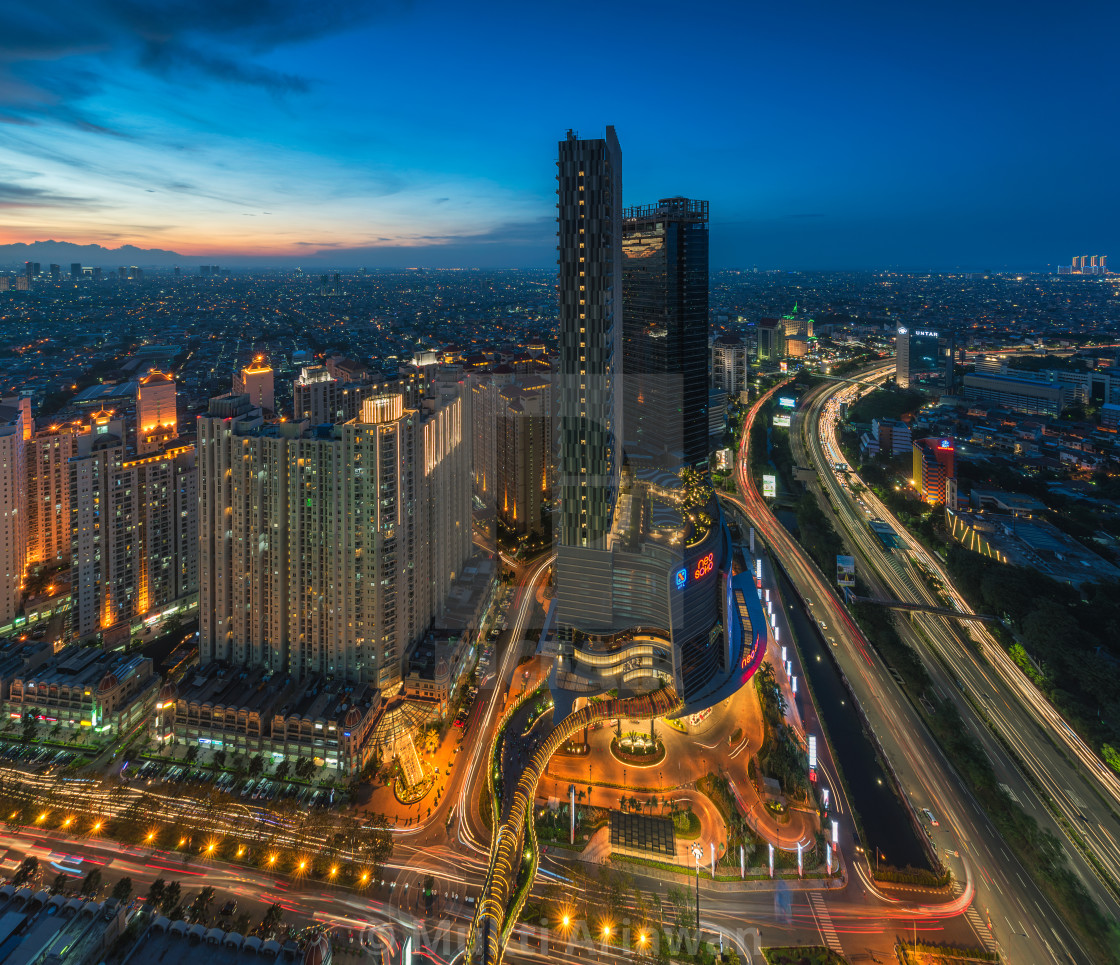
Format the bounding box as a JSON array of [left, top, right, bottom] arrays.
[[965, 905, 999, 953], [808, 893, 843, 955]]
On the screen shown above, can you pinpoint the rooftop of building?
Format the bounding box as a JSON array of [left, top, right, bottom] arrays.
[[175, 664, 378, 724], [13, 646, 151, 692]]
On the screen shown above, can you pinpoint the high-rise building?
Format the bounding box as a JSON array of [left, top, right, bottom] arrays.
[[550, 128, 750, 708], [27, 420, 83, 567], [70, 263, 82, 281], [69, 409, 197, 640], [15, 277, 29, 292], [49, 264, 60, 281], [913, 436, 956, 504], [136, 369, 178, 454], [622, 197, 709, 471], [895, 326, 942, 388], [556, 127, 623, 553], [710, 333, 749, 398], [234, 357, 275, 413], [0, 401, 29, 625], [198, 388, 470, 689], [756, 318, 785, 362], [496, 379, 552, 538], [117, 267, 127, 281]]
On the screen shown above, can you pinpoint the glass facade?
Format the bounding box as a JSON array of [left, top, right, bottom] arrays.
[[622, 197, 709, 472]]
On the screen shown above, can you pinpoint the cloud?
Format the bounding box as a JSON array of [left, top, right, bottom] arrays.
[[0, 182, 86, 208], [0, 1, 406, 128]]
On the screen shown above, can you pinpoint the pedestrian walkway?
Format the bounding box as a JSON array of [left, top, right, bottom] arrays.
[[807, 892, 843, 955], [965, 904, 999, 954]]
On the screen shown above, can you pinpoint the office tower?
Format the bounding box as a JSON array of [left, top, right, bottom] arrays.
[[15, 277, 29, 292], [895, 326, 941, 388], [198, 388, 470, 688], [130, 266, 143, 282], [69, 409, 197, 641], [27, 420, 82, 567], [70, 263, 82, 281], [173, 266, 181, 278], [211, 265, 219, 275], [622, 197, 709, 471], [92, 268, 101, 282], [49, 264, 60, 281], [0, 401, 29, 625], [136, 369, 178, 454], [756, 318, 785, 362], [0, 278, 9, 292], [200, 265, 210, 276], [234, 356, 275, 413]]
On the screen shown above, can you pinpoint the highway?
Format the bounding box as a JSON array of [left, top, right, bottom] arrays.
[[801, 367, 1120, 907], [725, 377, 1100, 963]]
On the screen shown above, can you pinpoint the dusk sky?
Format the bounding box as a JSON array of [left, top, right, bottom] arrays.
[[2, 0, 1117, 270]]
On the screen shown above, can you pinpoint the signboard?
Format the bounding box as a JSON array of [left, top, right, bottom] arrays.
[[836, 555, 856, 588], [779, 361, 789, 373], [674, 567, 688, 590], [778, 396, 796, 409], [693, 552, 715, 580], [808, 735, 817, 770], [772, 413, 791, 427], [762, 474, 776, 498]]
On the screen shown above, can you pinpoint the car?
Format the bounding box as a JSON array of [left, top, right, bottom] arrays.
[[921, 808, 939, 827], [819, 621, 828, 631]]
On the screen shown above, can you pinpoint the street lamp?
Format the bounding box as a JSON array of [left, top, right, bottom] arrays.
[[691, 842, 703, 933]]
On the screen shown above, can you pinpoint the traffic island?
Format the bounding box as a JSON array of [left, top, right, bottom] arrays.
[[608, 733, 666, 767]]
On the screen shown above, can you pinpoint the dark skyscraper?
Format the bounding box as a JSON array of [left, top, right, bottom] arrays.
[[622, 197, 709, 471], [555, 127, 622, 552], [70, 263, 81, 280]]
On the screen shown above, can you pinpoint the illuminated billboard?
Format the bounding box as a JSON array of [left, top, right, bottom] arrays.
[[762, 475, 776, 498], [772, 413, 791, 427], [836, 555, 855, 587], [778, 396, 796, 409], [674, 567, 688, 590]]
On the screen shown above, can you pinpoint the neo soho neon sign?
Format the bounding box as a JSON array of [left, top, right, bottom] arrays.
[[693, 552, 715, 580]]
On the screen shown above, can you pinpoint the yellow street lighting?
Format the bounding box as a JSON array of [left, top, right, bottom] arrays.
[[92, 821, 101, 832], [638, 931, 648, 946], [329, 866, 337, 876], [298, 860, 306, 871], [602, 925, 611, 940], [361, 872, 369, 883], [36, 812, 46, 822], [237, 846, 245, 857], [269, 855, 277, 865], [179, 837, 186, 846], [562, 915, 570, 928]]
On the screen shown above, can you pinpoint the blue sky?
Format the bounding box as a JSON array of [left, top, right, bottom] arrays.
[[1, 0, 1117, 268]]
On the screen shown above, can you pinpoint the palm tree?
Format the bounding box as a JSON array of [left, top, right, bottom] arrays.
[[649, 794, 659, 814]]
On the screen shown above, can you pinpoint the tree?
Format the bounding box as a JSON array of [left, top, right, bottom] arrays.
[[12, 856, 38, 886], [213, 750, 227, 769], [22, 710, 38, 744], [189, 886, 216, 923], [80, 869, 102, 896], [260, 902, 284, 937], [248, 755, 264, 778], [50, 872, 68, 896], [159, 881, 182, 915], [112, 877, 133, 902], [184, 745, 198, 764], [147, 878, 165, 909], [273, 760, 290, 781]]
